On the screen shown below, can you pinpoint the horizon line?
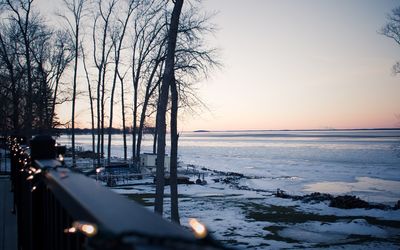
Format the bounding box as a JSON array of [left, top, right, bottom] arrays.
[[64, 127, 400, 133]]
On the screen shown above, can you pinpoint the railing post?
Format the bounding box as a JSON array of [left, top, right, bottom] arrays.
[[30, 135, 56, 250], [30, 135, 56, 160]]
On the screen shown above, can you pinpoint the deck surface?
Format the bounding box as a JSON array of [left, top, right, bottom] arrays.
[[0, 176, 17, 250]]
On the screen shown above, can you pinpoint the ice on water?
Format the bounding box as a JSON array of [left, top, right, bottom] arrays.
[[59, 129, 400, 203], [58, 130, 400, 249]]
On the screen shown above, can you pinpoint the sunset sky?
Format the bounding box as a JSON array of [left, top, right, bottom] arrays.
[[179, 0, 400, 131], [40, 0, 400, 131]]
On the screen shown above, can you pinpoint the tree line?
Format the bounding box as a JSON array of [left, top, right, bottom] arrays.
[[0, 0, 218, 223]]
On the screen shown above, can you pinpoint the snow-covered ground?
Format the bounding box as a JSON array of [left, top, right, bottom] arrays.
[[58, 130, 400, 249], [112, 171, 400, 249]]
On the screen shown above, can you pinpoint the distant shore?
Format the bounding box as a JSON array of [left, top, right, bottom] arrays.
[[54, 127, 400, 135]]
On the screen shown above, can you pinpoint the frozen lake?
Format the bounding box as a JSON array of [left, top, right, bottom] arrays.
[[58, 129, 400, 204], [58, 130, 400, 248]]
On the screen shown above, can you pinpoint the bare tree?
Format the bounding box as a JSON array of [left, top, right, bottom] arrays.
[[134, 17, 167, 160], [29, 23, 55, 131], [107, 0, 137, 163], [136, 57, 164, 160], [81, 45, 96, 160], [5, 0, 35, 138], [154, 0, 184, 216], [59, 0, 88, 166], [169, 64, 180, 223], [92, 0, 117, 165], [381, 6, 400, 74], [117, 65, 129, 160], [381, 6, 400, 124], [130, 0, 164, 163], [168, 3, 219, 224], [49, 31, 74, 129], [0, 22, 21, 133], [2, 0, 73, 135]]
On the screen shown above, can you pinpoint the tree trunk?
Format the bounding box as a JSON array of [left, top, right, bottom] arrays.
[[24, 37, 33, 139], [121, 78, 127, 161], [107, 2, 132, 163], [71, 25, 79, 167], [101, 69, 106, 161], [153, 126, 157, 154], [11, 74, 19, 133], [107, 54, 119, 164], [50, 73, 60, 129], [94, 1, 114, 166], [96, 66, 102, 166], [82, 47, 96, 165], [170, 76, 180, 224], [132, 63, 140, 163], [154, 0, 184, 216], [136, 61, 161, 160], [132, 94, 137, 161], [136, 100, 147, 160]]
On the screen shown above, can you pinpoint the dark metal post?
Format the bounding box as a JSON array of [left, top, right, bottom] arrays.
[[30, 135, 56, 250], [31, 135, 56, 160]]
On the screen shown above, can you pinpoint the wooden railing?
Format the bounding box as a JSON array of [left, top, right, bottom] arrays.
[[9, 135, 228, 250]]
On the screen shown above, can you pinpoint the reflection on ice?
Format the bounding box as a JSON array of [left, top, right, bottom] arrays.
[[304, 177, 400, 203], [278, 219, 390, 244]]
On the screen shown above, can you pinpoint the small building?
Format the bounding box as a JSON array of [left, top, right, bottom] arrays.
[[139, 153, 170, 170]]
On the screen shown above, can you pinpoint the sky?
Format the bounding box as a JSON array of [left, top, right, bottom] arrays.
[[37, 0, 400, 131], [179, 0, 400, 131]]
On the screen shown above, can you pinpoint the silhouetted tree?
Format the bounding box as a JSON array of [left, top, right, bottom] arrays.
[[5, 0, 35, 138], [49, 31, 74, 129], [154, 0, 184, 216], [81, 45, 96, 160], [107, 0, 138, 163], [92, 0, 116, 165], [59, 0, 88, 166], [1, 0, 73, 135], [130, 0, 164, 163], [381, 6, 400, 74], [0, 21, 21, 133]]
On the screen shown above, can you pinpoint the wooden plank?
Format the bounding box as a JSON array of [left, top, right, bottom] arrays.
[[0, 177, 17, 250]]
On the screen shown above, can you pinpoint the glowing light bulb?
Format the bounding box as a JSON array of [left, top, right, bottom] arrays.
[[26, 175, 34, 180], [31, 186, 37, 192], [65, 221, 98, 237], [64, 227, 77, 233], [189, 218, 207, 239], [81, 224, 96, 235]]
